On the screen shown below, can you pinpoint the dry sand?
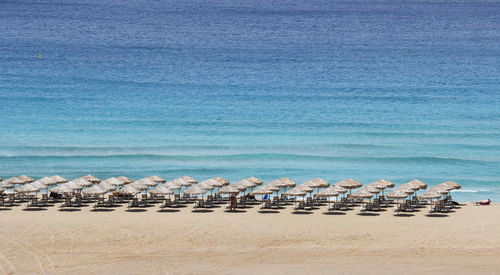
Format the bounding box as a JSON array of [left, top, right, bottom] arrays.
[[1, 202, 499, 274]]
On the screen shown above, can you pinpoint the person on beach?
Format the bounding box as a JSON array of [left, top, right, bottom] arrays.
[[229, 195, 237, 211], [474, 199, 491, 206]]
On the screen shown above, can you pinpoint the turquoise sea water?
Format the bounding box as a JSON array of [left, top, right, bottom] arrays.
[[1, 0, 499, 201]]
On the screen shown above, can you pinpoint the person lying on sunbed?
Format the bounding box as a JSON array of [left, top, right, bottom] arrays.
[[474, 199, 491, 206]]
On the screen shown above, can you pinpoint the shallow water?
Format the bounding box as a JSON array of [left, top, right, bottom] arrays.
[[1, 0, 499, 200]]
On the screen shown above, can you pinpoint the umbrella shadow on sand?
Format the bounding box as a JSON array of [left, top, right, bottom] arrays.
[[393, 213, 415, 217], [258, 210, 280, 214], [357, 212, 380, 216], [58, 208, 82, 212], [292, 210, 313, 215], [224, 209, 247, 213], [322, 211, 346, 215], [22, 207, 48, 211], [192, 209, 214, 213], [157, 209, 181, 213], [91, 208, 115, 212], [0, 207, 12, 211], [125, 209, 148, 213], [426, 213, 449, 218]]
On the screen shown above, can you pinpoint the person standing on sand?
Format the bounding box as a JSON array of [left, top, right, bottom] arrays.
[[229, 195, 237, 211]]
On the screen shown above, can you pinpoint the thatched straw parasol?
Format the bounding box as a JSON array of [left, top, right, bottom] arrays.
[[150, 185, 174, 195], [386, 190, 409, 199], [316, 189, 339, 198], [212, 177, 230, 186], [296, 184, 314, 193], [18, 175, 36, 183], [330, 185, 348, 194], [305, 178, 330, 188], [250, 186, 274, 195], [83, 185, 107, 196], [0, 181, 14, 189], [335, 179, 363, 189], [97, 181, 116, 192], [179, 176, 198, 184], [128, 182, 149, 191], [406, 179, 428, 190], [184, 185, 208, 195], [429, 186, 450, 194], [37, 176, 57, 186], [163, 181, 182, 190], [82, 174, 101, 183], [363, 186, 382, 194], [148, 175, 166, 183], [119, 185, 140, 195], [236, 179, 257, 188], [65, 181, 84, 190], [269, 177, 296, 188], [169, 178, 192, 187], [136, 178, 159, 187], [203, 178, 226, 188], [230, 183, 248, 192], [102, 177, 125, 187], [420, 191, 442, 200], [246, 177, 264, 185], [217, 185, 240, 195], [284, 188, 307, 197], [73, 178, 93, 187], [6, 177, 25, 185], [376, 179, 396, 188], [51, 184, 73, 194], [117, 176, 134, 184], [439, 181, 462, 190], [30, 181, 48, 190], [15, 183, 41, 193], [50, 175, 68, 184], [350, 189, 374, 199]]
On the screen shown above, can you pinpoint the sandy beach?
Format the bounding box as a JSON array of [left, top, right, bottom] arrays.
[[1, 202, 499, 274]]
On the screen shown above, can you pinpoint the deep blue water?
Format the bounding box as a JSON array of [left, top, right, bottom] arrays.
[[1, 0, 499, 201]]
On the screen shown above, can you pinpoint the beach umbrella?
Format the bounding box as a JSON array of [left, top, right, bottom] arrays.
[[102, 177, 125, 186], [73, 178, 93, 187], [212, 177, 230, 186], [386, 190, 409, 199], [375, 179, 396, 188], [119, 185, 140, 195], [250, 186, 274, 196], [429, 186, 450, 194], [148, 175, 166, 183], [18, 175, 36, 183], [439, 181, 462, 190], [128, 182, 149, 191], [329, 185, 348, 194], [246, 177, 264, 186], [406, 179, 428, 190], [83, 185, 107, 196], [150, 185, 174, 195], [296, 184, 314, 193], [184, 185, 208, 196], [163, 181, 182, 190], [198, 179, 218, 190], [38, 176, 57, 186], [51, 184, 74, 194], [15, 183, 41, 193], [284, 188, 307, 197], [6, 177, 25, 185], [65, 181, 84, 190], [236, 179, 257, 188], [82, 174, 101, 183], [0, 181, 14, 189], [117, 176, 134, 184], [269, 177, 296, 188], [420, 191, 442, 200], [316, 189, 339, 198], [169, 178, 192, 187], [366, 181, 387, 190], [136, 178, 159, 187], [350, 189, 374, 199], [30, 181, 48, 190], [203, 178, 226, 188], [305, 178, 330, 188], [217, 185, 241, 195], [179, 176, 198, 184], [230, 183, 248, 192], [97, 181, 116, 192], [363, 186, 382, 194], [50, 175, 68, 184], [336, 179, 363, 189]]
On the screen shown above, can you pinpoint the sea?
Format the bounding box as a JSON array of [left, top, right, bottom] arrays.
[[1, 0, 499, 201]]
